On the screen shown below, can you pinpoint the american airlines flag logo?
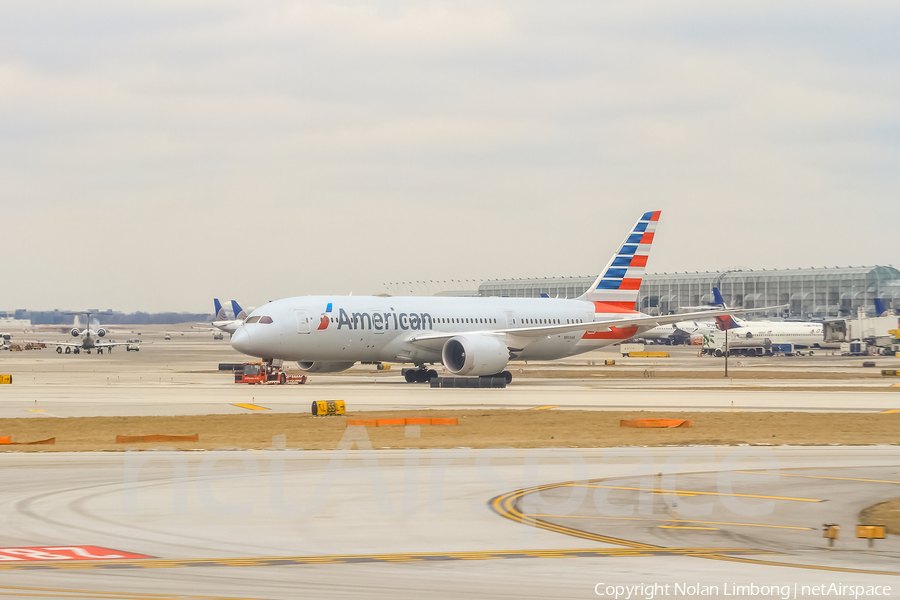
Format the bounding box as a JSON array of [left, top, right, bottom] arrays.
[[595, 210, 659, 291]]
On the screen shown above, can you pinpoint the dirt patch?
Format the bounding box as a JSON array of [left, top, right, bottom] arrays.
[[1, 410, 899, 452], [513, 369, 888, 380], [859, 498, 900, 535]]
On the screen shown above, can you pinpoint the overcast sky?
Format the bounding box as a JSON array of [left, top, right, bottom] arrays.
[[2, 1, 898, 312]]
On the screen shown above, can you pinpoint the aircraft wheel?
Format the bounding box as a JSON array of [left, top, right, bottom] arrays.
[[56, 346, 62, 354], [501, 370, 512, 384], [65, 347, 71, 354], [426, 369, 438, 381], [404, 370, 418, 383]]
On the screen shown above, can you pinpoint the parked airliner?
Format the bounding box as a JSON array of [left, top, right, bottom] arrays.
[[640, 320, 718, 345], [710, 288, 832, 353], [231, 212, 753, 383], [194, 299, 246, 335]]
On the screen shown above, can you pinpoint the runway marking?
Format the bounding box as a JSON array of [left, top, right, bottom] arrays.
[[659, 526, 718, 530], [491, 477, 900, 577], [574, 484, 824, 502], [0, 584, 266, 599], [691, 553, 900, 577], [531, 406, 557, 410], [737, 471, 900, 485], [0, 548, 773, 571], [881, 408, 900, 412], [533, 515, 813, 530], [232, 403, 269, 411], [27, 409, 45, 412]]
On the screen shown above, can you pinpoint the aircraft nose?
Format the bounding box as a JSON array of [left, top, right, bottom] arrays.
[[231, 327, 252, 355]]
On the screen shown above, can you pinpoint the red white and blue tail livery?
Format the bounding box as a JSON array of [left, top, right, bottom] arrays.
[[582, 210, 659, 310]]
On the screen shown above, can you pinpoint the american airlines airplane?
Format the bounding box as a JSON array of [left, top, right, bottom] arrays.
[[231, 211, 749, 383]]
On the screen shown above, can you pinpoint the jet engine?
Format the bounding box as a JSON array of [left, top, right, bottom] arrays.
[[297, 361, 356, 373], [97, 328, 107, 337], [70, 328, 81, 337], [441, 335, 509, 376]]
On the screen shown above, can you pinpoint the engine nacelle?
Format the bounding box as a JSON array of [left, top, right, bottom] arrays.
[[297, 361, 356, 373], [441, 335, 509, 376], [70, 328, 81, 337], [97, 328, 107, 337]]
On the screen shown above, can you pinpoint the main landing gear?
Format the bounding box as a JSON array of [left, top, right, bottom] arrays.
[[404, 367, 438, 383], [403, 367, 514, 385]]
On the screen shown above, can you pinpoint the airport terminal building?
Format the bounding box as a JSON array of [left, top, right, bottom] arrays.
[[476, 266, 900, 318]]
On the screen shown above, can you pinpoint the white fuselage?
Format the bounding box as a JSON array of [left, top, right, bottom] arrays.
[[231, 295, 650, 364], [725, 320, 830, 348], [212, 320, 241, 335]]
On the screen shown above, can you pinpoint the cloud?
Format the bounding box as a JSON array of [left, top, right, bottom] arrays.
[[0, 1, 897, 311]]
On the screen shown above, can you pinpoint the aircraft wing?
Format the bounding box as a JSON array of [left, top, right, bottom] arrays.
[[19, 339, 81, 348], [406, 308, 755, 350]]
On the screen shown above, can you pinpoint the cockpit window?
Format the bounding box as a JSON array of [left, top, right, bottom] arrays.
[[245, 316, 261, 324], [259, 316, 273, 324]]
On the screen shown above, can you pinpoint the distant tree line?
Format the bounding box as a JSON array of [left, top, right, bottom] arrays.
[[15, 310, 212, 325]]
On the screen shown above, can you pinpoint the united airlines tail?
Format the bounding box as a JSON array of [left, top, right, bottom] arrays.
[[231, 300, 247, 321], [214, 299, 227, 322], [711, 287, 740, 330], [578, 211, 660, 312]]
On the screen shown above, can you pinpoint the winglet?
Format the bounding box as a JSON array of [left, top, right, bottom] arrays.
[[712, 287, 726, 307], [710, 288, 739, 330]]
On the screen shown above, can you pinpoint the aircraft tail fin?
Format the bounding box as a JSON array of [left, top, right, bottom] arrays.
[[214, 299, 226, 321], [231, 300, 247, 321], [578, 211, 660, 312], [874, 298, 888, 317], [711, 287, 740, 330], [712, 287, 726, 307]]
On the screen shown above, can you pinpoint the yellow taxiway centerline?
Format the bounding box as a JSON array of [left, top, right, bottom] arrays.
[[533, 514, 813, 530], [231, 403, 269, 411], [736, 471, 900, 485], [0, 584, 261, 600], [574, 484, 824, 502]]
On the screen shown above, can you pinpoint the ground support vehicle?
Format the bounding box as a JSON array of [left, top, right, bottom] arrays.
[[234, 361, 308, 385]]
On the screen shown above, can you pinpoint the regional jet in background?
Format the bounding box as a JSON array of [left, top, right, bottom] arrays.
[[33, 312, 132, 355], [640, 320, 718, 345], [231, 211, 770, 383], [710, 288, 831, 351]]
